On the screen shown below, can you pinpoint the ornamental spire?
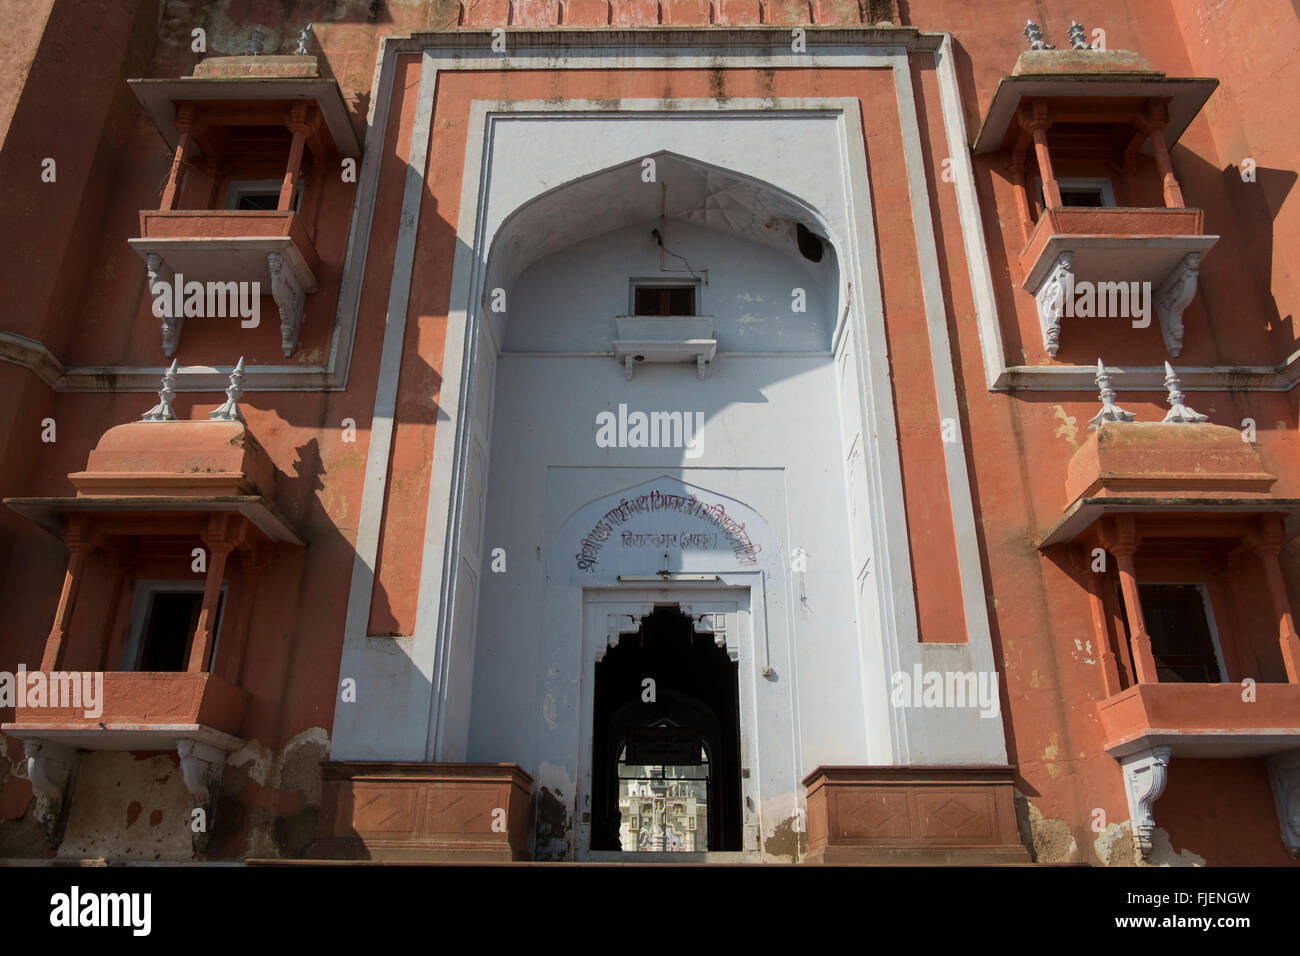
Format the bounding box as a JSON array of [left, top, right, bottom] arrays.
[[1024, 19, 1055, 50], [141, 359, 178, 422], [1161, 362, 1208, 423], [209, 357, 246, 423], [1088, 359, 1136, 429]]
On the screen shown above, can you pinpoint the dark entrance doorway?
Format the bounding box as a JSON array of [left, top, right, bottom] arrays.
[[590, 606, 742, 852]]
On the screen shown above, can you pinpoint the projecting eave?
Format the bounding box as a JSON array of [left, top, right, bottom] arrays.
[[1036, 496, 1300, 549], [3, 495, 305, 546], [972, 74, 1219, 155], [128, 76, 362, 158]]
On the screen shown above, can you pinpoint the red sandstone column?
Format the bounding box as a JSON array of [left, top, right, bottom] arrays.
[[1251, 517, 1300, 683], [160, 104, 195, 211], [1106, 518, 1159, 684], [278, 104, 310, 212], [40, 516, 92, 671], [1142, 103, 1185, 208], [1026, 101, 1062, 210], [1078, 544, 1121, 696], [188, 517, 234, 673]]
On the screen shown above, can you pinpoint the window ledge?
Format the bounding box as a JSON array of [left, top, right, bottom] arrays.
[[613, 316, 717, 380]]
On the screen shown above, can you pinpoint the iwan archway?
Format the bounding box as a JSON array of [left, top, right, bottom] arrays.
[[450, 109, 915, 862]]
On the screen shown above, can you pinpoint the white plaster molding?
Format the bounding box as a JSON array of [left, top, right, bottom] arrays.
[[1267, 748, 1300, 858], [1033, 252, 1072, 359], [892, 52, 1008, 763], [600, 606, 655, 662], [146, 253, 182, 357], [1120, 744, 1172, 859], [1155, 253, 1201, 358], [268, 251, 306, 357], [682, 606, 738, 662]]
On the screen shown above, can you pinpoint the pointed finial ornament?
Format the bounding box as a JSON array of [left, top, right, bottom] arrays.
[[294, 24, 312, 56], [1161, 362, 1208, 423], [209, 357, 246, 423], [142, 359, 179, 422], [1088, 359, 1136, 429], [1067, 20, 1090, 50], [248, 26, 265, 56], [1025, 19, 1055, 50]]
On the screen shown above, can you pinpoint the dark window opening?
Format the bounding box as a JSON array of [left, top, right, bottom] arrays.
[[796, 223, 824, 262], [591, 606, 742, 852], [137, 589, 225, 672], [1139, 584, 1222, 683], [235, 192, 281, 211], [634, 285, 695, 316], [1060, 187, 1106, 207]]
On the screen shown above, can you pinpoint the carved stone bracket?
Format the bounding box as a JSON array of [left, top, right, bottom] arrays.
[[1268, 748, 1300, 858], [599, 605, 654, 662], [177, 738, 227, 854], [23, 739, 78, 848], [146, 253, 182, 357], [1155, 253, 1200, 358], [1120, 744, 1172, 859], [1034, 252, 1072, 358], [268, 252, 305, 357]]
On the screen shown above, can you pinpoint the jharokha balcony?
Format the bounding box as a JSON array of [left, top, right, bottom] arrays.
[[1, 365, 302, 848], [1038, 383, 1300, 858], [973, 43, 1219, 360], [126, 47, 360, 358]]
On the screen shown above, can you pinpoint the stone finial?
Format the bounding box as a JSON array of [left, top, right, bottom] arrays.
[[1067, 20, 1090, 50], [209, 357, 246, 423], [1161, 361, 1208, 423], [1088, 359, 1136, 429], [294, 24, 312, 56], [1024, 19, 1055, 50], [142, 359, 179, 422], [248, 26, 265, 56]]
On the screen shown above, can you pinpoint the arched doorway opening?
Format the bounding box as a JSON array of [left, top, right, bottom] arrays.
[[590, 606, 742, 852]]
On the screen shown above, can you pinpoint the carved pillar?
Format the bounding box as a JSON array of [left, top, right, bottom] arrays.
[[278, 103, 310, 212], [24, 739, 78, 848], [1141, 103, 1185, 209], [1076, 544, 1122, 696], [1120, 744, 1172, 859], [1025, 101, 1061, 209], [187, 515, 235, 673], [1104, 518, 1159, 685], [160, 103, 195, 211], [39, 515, 93, 672], [1249, 515, 1300, 683]]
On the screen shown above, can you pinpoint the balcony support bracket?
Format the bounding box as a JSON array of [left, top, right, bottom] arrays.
[[268, 252, 306, 358], [177, 737, 227, 855], [146, 253, 183, 358], [1268, 748, 1300, 858], [1120, 743, 1171, 860], [1034, 252, 1072, 358], [1155, 253, 1201, 358], [23, 738, 78, 848]]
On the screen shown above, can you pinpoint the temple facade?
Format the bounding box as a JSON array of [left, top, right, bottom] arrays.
[[1, 0, 1298, 866]]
